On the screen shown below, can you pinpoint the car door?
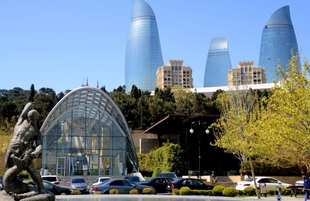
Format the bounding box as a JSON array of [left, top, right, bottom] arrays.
[[154, 178, 167, 193], [109, 180, 125, 194], [123, 180, 135, 194], [192, 179, 206, 190], [268, 178, 281, 190]]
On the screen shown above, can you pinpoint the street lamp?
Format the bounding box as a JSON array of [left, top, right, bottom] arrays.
[[189, 121, 209, 179]]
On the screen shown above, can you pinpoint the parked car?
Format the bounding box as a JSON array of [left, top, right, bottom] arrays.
[[68, 177, 89, 194], [295, 179, 304, 186], [156, 172, 178, 179], [124, 175, 144, 184], [41, 175, 61, 185], [139, 177, 174, 193], [235, 176, 292, 191], [27, 180, 72, 195], [89, 178, 156, 194], [92, 177, 112, 186], [167, 178, 214, 192], [42, 180, 73, 195]]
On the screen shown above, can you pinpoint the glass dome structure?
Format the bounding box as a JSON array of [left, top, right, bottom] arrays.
[[40, 87, 138, 176], [204, 37, 232, 87]]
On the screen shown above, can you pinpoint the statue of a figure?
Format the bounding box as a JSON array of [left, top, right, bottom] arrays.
[[1, 102, 55, 201]]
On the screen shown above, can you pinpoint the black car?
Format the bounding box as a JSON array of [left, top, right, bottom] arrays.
[[167, 178, 214, 192], [139, 177, 174, 193], [27, 180, 73, 195], [43, 180, 73, 195]]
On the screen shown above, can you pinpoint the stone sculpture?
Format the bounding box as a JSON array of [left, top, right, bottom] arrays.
[[0, 103, 55, 201]]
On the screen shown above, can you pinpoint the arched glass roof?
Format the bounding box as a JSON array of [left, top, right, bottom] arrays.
[[40, 86, 138, 171]]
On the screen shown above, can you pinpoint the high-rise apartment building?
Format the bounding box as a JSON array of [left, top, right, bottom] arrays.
[[228, 61, 266, 86], [258, 5, 299, 83], [204, 37, 232, 87], [156, 60, 193, 89], [125, 0, 164, 92]]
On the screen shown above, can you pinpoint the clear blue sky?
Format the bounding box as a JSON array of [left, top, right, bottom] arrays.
[[1, 1, 309, 93]]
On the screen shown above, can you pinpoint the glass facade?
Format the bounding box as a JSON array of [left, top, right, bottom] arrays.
[[258, 5, 299, 83], [203, 37, 232, 87], [125, 0, 164, 92], [40, 87, 138, 176]]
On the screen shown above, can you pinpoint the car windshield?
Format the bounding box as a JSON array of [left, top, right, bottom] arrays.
[[72, 178, 86, 183]]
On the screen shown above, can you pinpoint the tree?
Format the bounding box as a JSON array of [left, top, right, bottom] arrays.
[[211, 89, 265, 198], [28, 84, 35, 102], [254, 55, 310, 174]]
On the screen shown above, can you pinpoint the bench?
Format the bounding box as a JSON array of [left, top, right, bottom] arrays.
[[290, 186, 304, 197]]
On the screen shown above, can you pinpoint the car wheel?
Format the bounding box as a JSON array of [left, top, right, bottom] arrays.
[[104, 191, 109, 194]]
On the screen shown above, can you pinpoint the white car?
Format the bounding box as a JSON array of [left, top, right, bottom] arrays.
[[41, 175, 61, 185], [92, 177, 112, 186], [295, 179, 304, 186], [236, 176, 292, 191]]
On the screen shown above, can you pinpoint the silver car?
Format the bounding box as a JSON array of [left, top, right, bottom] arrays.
[[68, 177, 89, 193], [89, 178, 156, 194]]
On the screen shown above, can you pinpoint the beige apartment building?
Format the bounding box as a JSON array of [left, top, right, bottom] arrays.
[[228, 61, 266, 86], [156, 60, 193, 89]]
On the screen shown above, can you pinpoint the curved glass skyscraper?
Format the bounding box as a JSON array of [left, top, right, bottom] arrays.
[[125, 0, 164, 92], [258, 5, 299, 83], [204, 37, 232, 87]]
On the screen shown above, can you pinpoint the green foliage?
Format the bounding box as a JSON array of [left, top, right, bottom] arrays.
[[19, 171, 29, 179], [109, 189, 119, 194], [137, 142, 183, 175], [60, 192, 67, 195], [152, 167, 162, 177], [179, 186, 191, 195], [71, 190, 81, 195], [268, 189, 276, 195], [129, 189, 139, 194], [93, 191, 102, 195], [244, 186, 255, 196], [212, 185, 225, 196], [142, 187, 154, 194], [222, 187, 238, 197], [172, 189, 179, 195]]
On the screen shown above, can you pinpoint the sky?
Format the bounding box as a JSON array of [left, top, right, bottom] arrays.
[[1, 0, 309, 93]]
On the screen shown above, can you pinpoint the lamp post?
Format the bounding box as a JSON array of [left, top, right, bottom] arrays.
[[189, 121, 209, 179]]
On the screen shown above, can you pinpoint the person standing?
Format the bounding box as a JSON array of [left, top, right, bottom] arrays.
[[303, 174, 310, 201]]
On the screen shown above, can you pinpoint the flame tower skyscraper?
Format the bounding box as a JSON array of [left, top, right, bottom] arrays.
[[125, 0, 164, 92], [258, 5, 299, 83]]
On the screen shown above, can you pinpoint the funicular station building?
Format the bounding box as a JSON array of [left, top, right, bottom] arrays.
[[142, 114, 239, 176], [40, 87, 138, 176]]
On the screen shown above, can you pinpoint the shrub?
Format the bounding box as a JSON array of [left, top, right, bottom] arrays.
[[244, 186, 255, 196], [191, 189, 203, 195], [19, 171, 30, 180], [152, 167, 162, 177], [237, 190, 246, 196], [268, 189, 276, 195], [206, 190, 212, 196], [71, 190, 81, 195], [130, 189, 139, 194], [60, 192, 66, 196], [143, 187, 154, 194], [212, 185, 225, 196], [281, 187, 291, 195], [222, 187, 238, 197], [109, 189, 119, 194], [179, 186, 191, 195], [93, 191, 102, 195], [172, 189, 179, 195]]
